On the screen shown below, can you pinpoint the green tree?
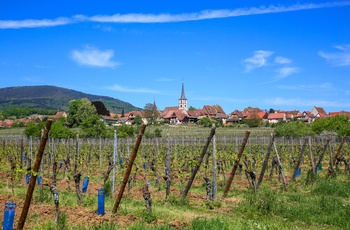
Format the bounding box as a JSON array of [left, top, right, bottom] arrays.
[[198, 117, 213, 127], [50, 118, 75, 138], [24, 121, 44, 138], [188, 106, 196, 111], [245, 113, 261, 127], [275, 120, 311, 137], [311, 115, 350, 136], [144, 102, 159, 124], [134, 115, 143, 125]]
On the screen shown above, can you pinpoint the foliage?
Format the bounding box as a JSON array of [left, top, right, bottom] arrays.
[[134, 115, 143, 125], [0, 107, 56, 119], [50, 118, 75, 138], [144, 103, 159, 124], [243, 113, 261, 128], [116, 125, 135, 138], [197, 117, 214, 127], [24, 121, 44, 137], [274, 120, 312, 137], [311, 115, 350, 136]]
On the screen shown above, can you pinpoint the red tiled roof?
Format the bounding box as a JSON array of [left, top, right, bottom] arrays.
[[268, 113, 285, 119]]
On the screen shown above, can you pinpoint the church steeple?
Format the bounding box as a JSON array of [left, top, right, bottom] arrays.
[[178, 82, 187, 110]]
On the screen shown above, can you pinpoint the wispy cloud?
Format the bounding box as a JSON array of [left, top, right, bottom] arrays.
[[244, 51, 299, 79], [1, 2, 349, 29], [278, 82, 334, 91], [155, 78, 175, 82], [318, 44, 350, 66], [108, 84, 160, 93], [266, 97, 350, 108], [274, 56, 292, 64], [0, 17, 72, 29], [244, 50, 273, 71], [276, 67, 300, 79], [71, 46, 120, 68], [80, 2, 350, 23]]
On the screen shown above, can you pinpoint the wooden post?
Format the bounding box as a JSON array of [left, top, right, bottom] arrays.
[[212, 133, 217, 199], [223, 131, 250, 198], [290, 136, 308, 181], [17, 119, 53, 230], [112, 124, 146, 213], [316, 138, 330, 170], [328, 136, 346, 176], [257, 134, 275, 190], [308, 136, 316, 174], [182, 125, 216, 198], [273, 141, 288, 191]]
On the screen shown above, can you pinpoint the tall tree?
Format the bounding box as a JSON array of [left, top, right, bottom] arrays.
[[144, 102, 159, 124]]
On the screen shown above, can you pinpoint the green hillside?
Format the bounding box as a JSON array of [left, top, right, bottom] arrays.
[[0, 85, 141, 113]]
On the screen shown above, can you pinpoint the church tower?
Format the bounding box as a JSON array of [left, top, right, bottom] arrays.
[[178, 82, 188, 110]]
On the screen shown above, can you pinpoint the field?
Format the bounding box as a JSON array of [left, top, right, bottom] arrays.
[[0, 125, 349, 229]]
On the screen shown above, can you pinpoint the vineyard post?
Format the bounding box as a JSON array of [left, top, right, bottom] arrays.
[[223, 131, 250, 198], [273, 141, 288, 191], [182, 125, 216, 198], [256, 134, 275, 190], [164, 134, 171, 199], [290, 136, 308, 181], [328, 136, 346, 176], [112, 130, 118, 195], [212, 132, 217, 200], [17, 119, 52, 230], [316, 138, 330, 170], [112, 124, 147, 213], [308, 136, 316, 174]]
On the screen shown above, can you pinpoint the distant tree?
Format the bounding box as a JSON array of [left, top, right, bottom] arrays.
[[134, 115, 143, 125], [198, 117, 213, 127], [24, 121, 44, 138], [50, 118, 75, 138], [275, 120, 311, 137], [188, 106, 196, 111], [269, 108, 275, 114], [311, 115, 350, 136], [144, 102, 159, 124], [92, 101, 110, 116], [67, 98, 97, 127], [121, 109, 125, 117], [245, 113, 261, 127], [116, 125, 134, 138]]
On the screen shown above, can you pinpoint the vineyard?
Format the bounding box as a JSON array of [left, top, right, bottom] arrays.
[[1, 123, 350, 229]]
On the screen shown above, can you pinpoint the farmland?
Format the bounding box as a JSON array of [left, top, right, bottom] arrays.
[[0, 124, 349, 229]]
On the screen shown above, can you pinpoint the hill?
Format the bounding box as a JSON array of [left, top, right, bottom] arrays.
[[0, 85, 141, 113]]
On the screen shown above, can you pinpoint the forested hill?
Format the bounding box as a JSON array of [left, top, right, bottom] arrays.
[[0, 85, 141, 113]]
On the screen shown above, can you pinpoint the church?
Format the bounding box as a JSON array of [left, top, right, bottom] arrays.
[[161, 83, 226, 125]]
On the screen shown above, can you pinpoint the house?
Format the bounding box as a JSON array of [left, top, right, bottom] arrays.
[[100, 115, 119, 126], [227, 110, 244, 124], [329, 111, 350, 118], [311, 106, 327, 118], [267, 112, 286, 124], [53, 111, 67, 119], [0, 119, 13, 128]]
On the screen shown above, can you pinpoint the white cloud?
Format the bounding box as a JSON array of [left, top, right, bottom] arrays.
[[274, 56, 292, 64], [278, 83, 333, 91], [79, 2, 350, 23], [0, 17, 72, 29], [276, 67, 299, 78], [244, 50, 273, 71], [71, 46, 120, 68], [1, 2, 350, 29], [108, 84, 159, 93], [318, 44, 350, 66]]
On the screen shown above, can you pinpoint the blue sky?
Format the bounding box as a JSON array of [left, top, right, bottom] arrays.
[[1, 1, 350, 114]]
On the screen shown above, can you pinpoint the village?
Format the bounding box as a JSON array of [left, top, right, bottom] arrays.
[[0, 83, 349, 129]]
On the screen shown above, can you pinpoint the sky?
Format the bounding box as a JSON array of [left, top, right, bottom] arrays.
[[1, 1, 350, 114]]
